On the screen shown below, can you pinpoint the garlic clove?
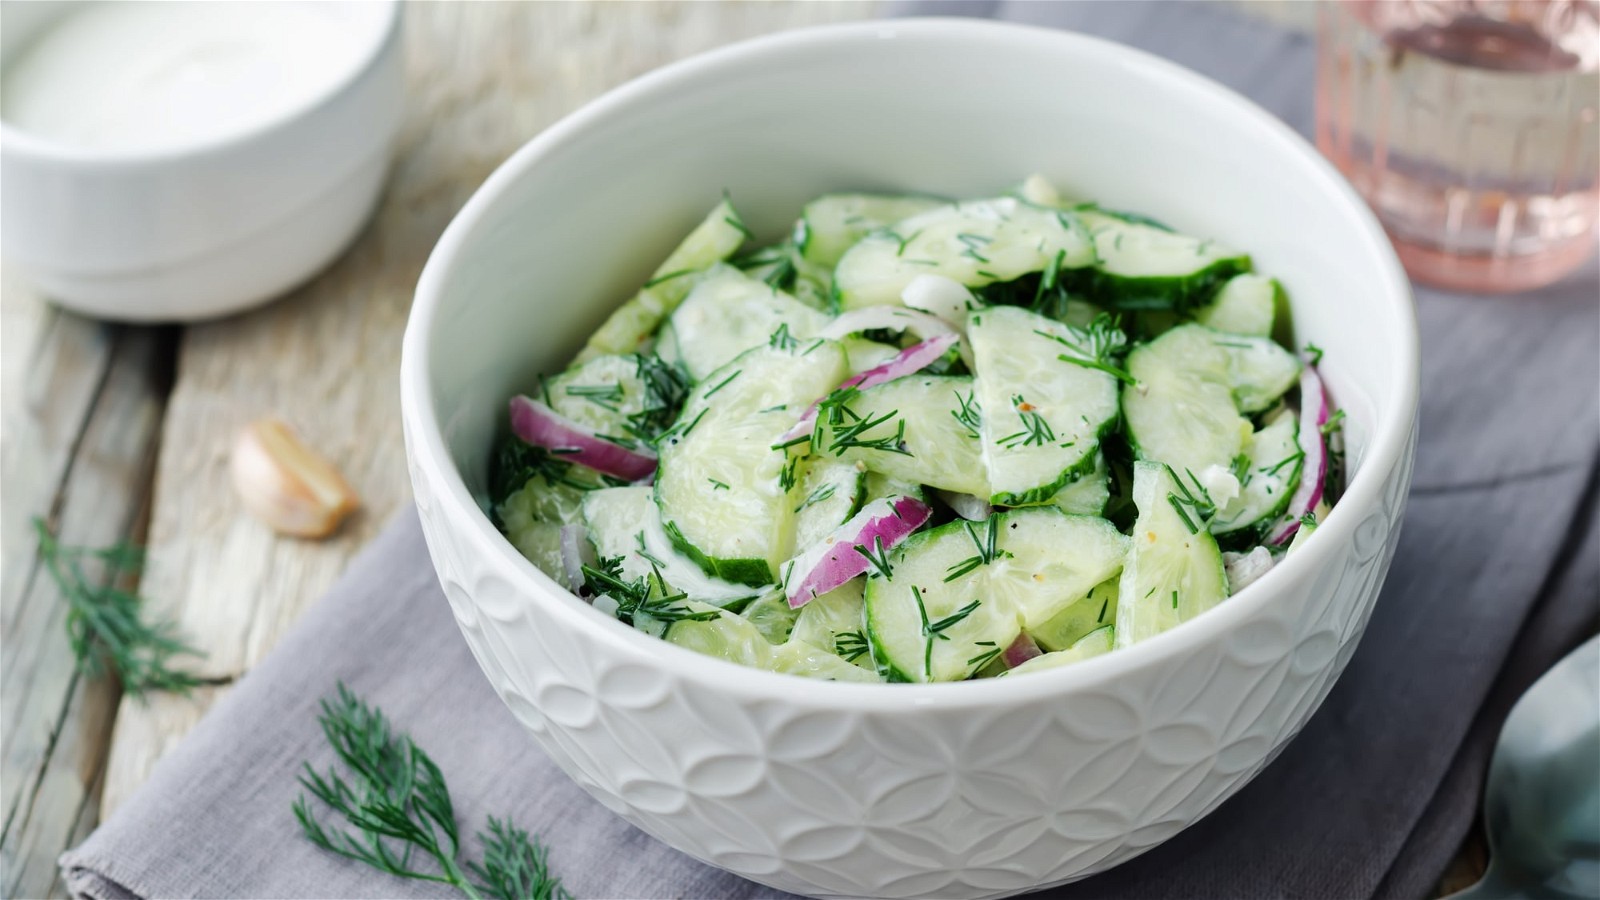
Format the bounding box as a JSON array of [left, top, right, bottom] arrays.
[[230, 417, 359, 538]]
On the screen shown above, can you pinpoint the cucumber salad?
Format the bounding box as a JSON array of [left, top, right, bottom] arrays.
[[490, 176, 1345, 683]]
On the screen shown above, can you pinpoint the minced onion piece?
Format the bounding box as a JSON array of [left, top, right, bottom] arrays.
[[779, 333, 961, 445], [782, 495, 932, 608], [1002, 632, 1043, 668], [900, 274, 980, 330], [1267, 362, 1329, 545], [1223, 546, 1275, 593], [509, 394, 657, 482], [936, 489, 992, 522]]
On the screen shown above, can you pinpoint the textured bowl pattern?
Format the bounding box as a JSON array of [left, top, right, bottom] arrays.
[[401, 19, 1420, 900], [407, 419, 1415, 900]]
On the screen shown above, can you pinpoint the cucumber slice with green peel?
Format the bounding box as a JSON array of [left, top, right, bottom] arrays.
[[968, 306, 1121, 506], [796, 193, 948, 269], [666, 265, 830, 381], [833, 199, 1096, 310], [578, 198, 750, 361], [1114, 462, 1229, 648], [1211, 411, 1302, 543], [543, 353, 688, 447], [1194, 273, 1277, 337], [1068, 210, 1250, 313], [1049, 453, 1110, 516], [1005, 625, 1114, 675], [1220, 334, 1302, 413], [815, 375, 989, 497], [790, 579, 874, 670], [863, 508, 1128, 682], [863, 522, 1023, 683], [740, 592, 800, 645], [656, 342, 849, 586], [1123, 325, 1251, 477], [1287, 513, 1320, 555], [581, 487, 760, 606], [665, 603, 879, 682], [1028, 577, 1118, 651], [791, 459, 868, 551]]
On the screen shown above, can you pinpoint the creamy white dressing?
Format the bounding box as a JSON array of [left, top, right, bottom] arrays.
[[2, 2, 368, 152]]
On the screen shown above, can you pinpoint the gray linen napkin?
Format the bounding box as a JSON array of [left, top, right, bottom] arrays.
[[63, 3, 1600, 898]]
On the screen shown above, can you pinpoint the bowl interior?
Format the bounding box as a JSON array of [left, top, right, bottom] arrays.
[[411, 19, 1414, 619]]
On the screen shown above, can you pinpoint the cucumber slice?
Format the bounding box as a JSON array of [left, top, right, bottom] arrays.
[[581, 487, 759, 606], [968, 306, 1120, 505], [1194, 273, 1277, 337], [863, 521, 1022, 683], [791, 459, 867, 551], [502, 517, 565, 581], [863, 508, 1128, 682], [986, 508, 1130, 631], [665, 604, 879, 682], [815, 375, 988, 497], [1005, 625, 1115, 675], [655, 342, 849, 585], [862, 471, 924, 505], [796, 193, 947, 269], [579, 198, 750, 361], [1211, 411, 1301, 543], [666, 265, 830, 381], [1220, 334, 1302, 413], [833, 199, 1095, 310], [1114, 462, 1228, 648], [1050, 452, 1110, 516], [544, 352, 687, 446], [842, 337, 902, 375], [1124, 325, 1251, 478], [1028, 577, 1118, 651], [740, 591, 800, 645], [790, 578, 875, 670], [1069, 210, 1250, 313]]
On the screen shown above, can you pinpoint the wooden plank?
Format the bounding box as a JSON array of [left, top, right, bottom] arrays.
[[0, 316, 174, 900], [100, 0, 876, 820]]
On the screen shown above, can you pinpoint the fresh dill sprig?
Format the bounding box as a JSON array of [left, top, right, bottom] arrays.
[[768, 322, 798, 351], [1321, 408, 1347, 436], [854, 536, 895, 579], [293, 684, 570, 900], [794, 483, 837, 514], [1261, 450, 1306, 478], [951, 389, 982, 439], [1299, 511, 1319, 528], [702, 369, 741, 400], [817, 388, 913, 457], [579, 556, 718, 624], [1304, 343, 1324, 366], [1165, 469, 1216, 535], [33, 519, 205, 698], [563, 382, 624, 411], [1228, 452, 1252, 486], [927, 599, 981, 641], [966, 640, 1003, 670], [779, 455, 802, 492], [996, 394, 1055, 449], [624, 355, 689, 446], [943, 517, 1012, 582], [1034, 314, 1137, 386], [835, 631, 871, 663]]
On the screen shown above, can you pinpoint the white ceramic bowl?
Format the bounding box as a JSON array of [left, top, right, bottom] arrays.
[[0, 1, 404, 322], [402, 19, 1419, 900]]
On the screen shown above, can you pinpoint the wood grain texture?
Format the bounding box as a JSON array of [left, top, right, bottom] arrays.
[[0, 280, 175, 899], [99, 0, 875, 820]]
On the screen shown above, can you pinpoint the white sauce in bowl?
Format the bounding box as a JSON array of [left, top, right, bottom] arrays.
[[1, 2, 372, 152]]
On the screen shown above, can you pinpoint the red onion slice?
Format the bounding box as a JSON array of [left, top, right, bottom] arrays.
[[509, 395, 657, 482], [1267, 362, 1329, 545], [1002, 632, 1043, 668], [779, 334, 961, 446], [783, 495, 932, 608]]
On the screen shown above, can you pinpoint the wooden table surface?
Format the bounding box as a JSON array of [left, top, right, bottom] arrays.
[[1, 4, 1487, 899], [0, 5, 873, 896]]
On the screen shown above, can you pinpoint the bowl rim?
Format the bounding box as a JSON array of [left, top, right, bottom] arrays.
[[402, 17, 1420, 712], [0, 0, 401, 165]]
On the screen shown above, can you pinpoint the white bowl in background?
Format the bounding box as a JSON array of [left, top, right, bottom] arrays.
[[0, 1, 404, 322], [401, 19, 1419, 900]]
